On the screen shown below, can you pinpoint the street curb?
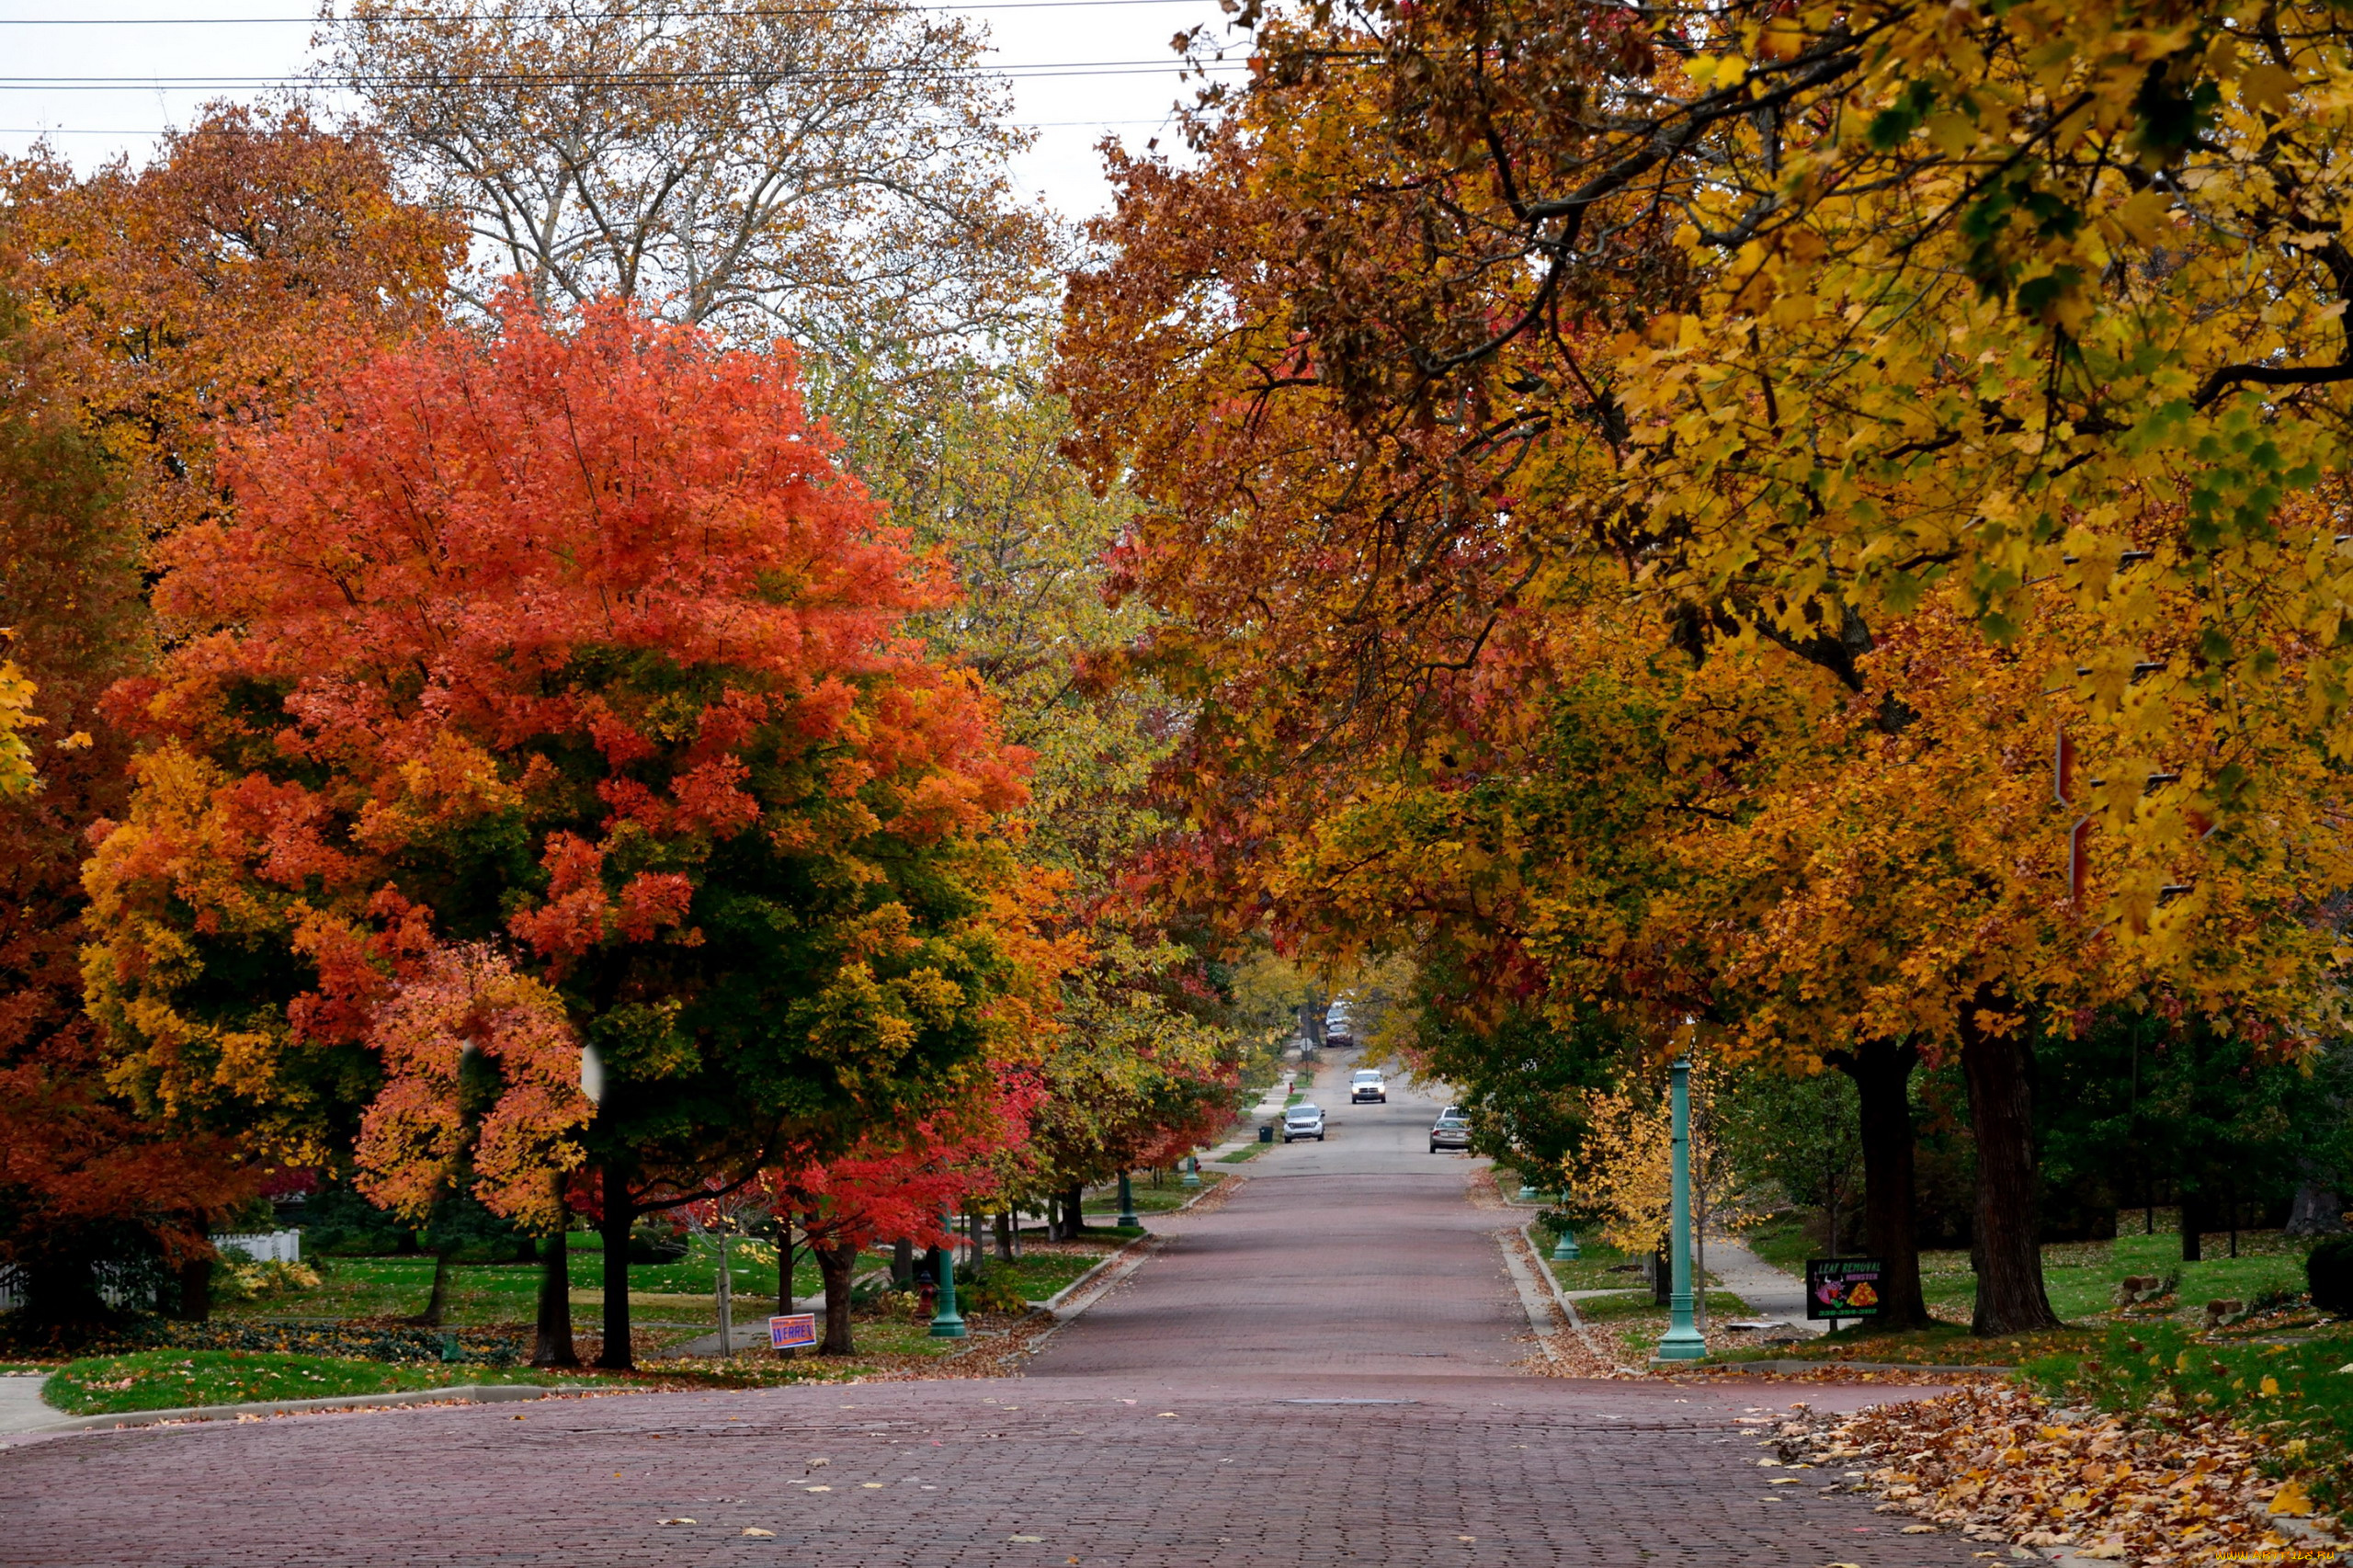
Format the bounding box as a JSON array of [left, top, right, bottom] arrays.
[[1017, 1236, 1165, 1363], [1517, 1221, 1589, 1335], [29, 1381, 565, 1433], [1518, 1221, 1628, 1370], [1696, 1358, 2017, 1376]]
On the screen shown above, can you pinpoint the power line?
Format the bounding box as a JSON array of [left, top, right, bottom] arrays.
[[0, 61, 1245, 87], [0, 1, 1224, 20], [0, 116, 1183, 131]]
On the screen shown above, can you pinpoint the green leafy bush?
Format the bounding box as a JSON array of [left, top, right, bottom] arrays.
[[960, 1275, 1030, 1313], [2307, 1235, 2353, 1316]]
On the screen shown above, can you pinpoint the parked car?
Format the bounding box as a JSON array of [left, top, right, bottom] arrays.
[[1350, 1068, 1387, 1104], [1282, 1104, 1328, 1142], [1324, 1002, 1356, 1048], [1429, 1107, 1472, 1153]]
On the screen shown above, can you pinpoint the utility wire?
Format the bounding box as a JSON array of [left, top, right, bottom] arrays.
[[0, 1, 1224, 20], [0, 61, 1249, 87]]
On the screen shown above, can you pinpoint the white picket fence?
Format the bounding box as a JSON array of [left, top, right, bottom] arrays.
[[213, 1229, 301, 1265], [0, 1230, 301, 1312]]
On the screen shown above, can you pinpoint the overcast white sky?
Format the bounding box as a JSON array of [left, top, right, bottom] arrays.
[[0, 0, 1251, 222]]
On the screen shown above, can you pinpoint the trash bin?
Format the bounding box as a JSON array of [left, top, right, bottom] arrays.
[[1259, 1124, 1275, 1143]]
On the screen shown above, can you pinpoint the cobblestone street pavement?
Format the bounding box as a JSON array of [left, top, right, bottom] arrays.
[[0, 1068, 1984, 1566]]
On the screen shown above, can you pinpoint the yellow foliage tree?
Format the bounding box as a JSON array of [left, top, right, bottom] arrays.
[[1564, 1058, 1754, 1328]]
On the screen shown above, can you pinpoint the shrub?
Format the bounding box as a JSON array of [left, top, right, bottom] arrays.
[[961, 1275, 1029, 1313], [2308, 1235, 2353, 1316], [627, 1228, 689, 1265]]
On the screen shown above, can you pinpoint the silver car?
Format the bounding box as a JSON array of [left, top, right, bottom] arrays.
[[1429, 1106, 1472, 1153], [1282, 1104, 1327, 1142]]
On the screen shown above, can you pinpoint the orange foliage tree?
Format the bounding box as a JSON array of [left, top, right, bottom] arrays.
[[0, 289, 252, 1331], [0, 103, 459, 544], [83, 300, 1060, 1367]]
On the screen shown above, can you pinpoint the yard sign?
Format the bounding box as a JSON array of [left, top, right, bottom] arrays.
[[767, 1313, 819, 1350], [1804, 1258, 1886, 1321]]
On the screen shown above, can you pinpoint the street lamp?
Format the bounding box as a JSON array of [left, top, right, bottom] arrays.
[[1116, 1170, 1141, 1229], [1551, 1223, 1581, 1262], [1655, 1054, 1707, 1361], [1181, 1154, 1201, 1188], [929, 1207, 967, 1339]]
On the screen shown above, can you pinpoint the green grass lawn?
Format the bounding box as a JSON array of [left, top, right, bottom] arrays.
[[1742, 1210, 1815, 1276], [1081, 1170, 1224, 1215], [2026, 1322, 2353, 1511], [1701, 1217, 2320, 1367], [1572, 1289, 1752, 1359], [1215, 1143, 1268, 1163], [1535, 1230, 1651, 1290], [221, 1239, 897, 1329], [1721, 1320, 2103, 1366], [40, 1349, 604, 1415], [965, 1249, 1107, 1303], [1922, 1231, 2312, 1323]]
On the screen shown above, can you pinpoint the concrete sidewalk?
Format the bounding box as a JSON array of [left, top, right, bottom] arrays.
[[1707, 1237, 1828, 1336], [0, 1374, 52, 1437]]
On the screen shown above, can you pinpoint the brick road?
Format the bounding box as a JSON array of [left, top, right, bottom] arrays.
[[0, 1069, 1986, 1566]]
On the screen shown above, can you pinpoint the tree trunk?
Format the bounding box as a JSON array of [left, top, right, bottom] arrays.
[[715, 1229, 733, 1358], [779, 1216, 797, 1314], [1832, 1038, 1931, 1329], [1063, 1185, 1086, 1236], [531, 1224, 578, 1369], [995, 1210, 1015, 1263], [891, 1237, 915, 1287], [175, 1256, 212, 1323], [2287, 1183, 2346, 1235], [2181, 1186, 2204, 1263], [1961, 1013, 2062, 1335], [597, 1163, 634, 1370], [1651, 1246, 1671, 1305], [816, 1242, 858, 1355], [418, 1247, 455, 1327]]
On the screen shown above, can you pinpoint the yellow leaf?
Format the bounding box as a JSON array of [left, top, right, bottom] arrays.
[[2270, 1478, 2315, 1517], [742, 1528, 775, 1538], [2261, 1376, 2281, 1396], [2240, 62, 2297, 114]]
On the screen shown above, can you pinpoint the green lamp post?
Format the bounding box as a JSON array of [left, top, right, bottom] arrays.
[[1551, 1223, 1581, 1261], [928, 1207, 967, 1339], [1516, 1181, 1541, 1202], [1181, 1154, 1201, 1188], [1116, 1170, 1142, 1228], [1655, 1054, 1707, 1360]]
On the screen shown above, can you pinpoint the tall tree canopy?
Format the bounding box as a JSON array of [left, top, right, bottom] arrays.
[[0, 102, 460, 543], [0, 289, 251, 1327], [1060, 0, 2353, 1332], [83, 300, 1057, 1363], [331, 0, 1055, 365]]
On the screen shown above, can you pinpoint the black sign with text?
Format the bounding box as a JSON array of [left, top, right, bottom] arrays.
[[1804, 1257, 1886, 1320]]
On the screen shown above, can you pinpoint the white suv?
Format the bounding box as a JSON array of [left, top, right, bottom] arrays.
[[1350, 1068, 1387, 1104]]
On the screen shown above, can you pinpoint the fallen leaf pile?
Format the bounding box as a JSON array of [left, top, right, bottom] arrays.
[[1771, 1382, 2337, 1565]]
